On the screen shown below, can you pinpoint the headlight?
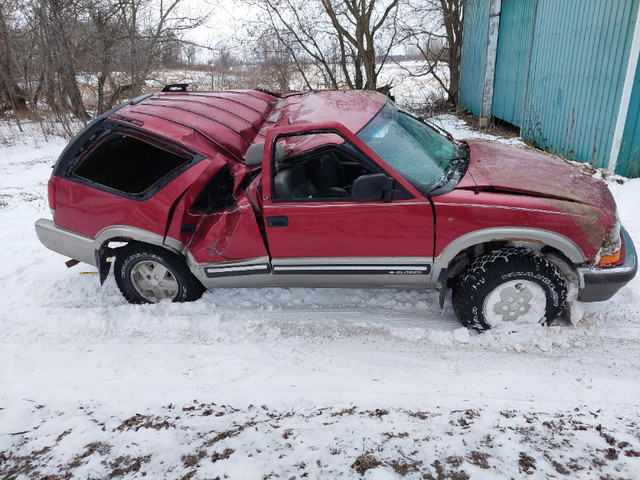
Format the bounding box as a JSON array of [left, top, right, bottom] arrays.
[[597, 219, 622, 266]]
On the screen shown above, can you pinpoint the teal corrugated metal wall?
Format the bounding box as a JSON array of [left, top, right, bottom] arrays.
[[492, 0, 535, 126], [619, 56, 640, 177], [459, 0, 490, 115], [522, 0, 639, 170], [460, 0, 640, 177]]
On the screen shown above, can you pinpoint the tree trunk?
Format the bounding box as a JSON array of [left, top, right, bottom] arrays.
[[0, 5, 29, 112], [441, 0, 463, 104], [39, 0, 89, 120]]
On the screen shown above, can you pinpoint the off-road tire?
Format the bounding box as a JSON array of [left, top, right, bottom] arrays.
[[451, 247, 567, 331], [114, 242, 205, 304]]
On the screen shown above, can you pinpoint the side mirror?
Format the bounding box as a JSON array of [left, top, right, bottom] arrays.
[[352, 173, 393, 202]]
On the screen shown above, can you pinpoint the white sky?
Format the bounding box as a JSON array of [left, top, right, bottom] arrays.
[[183, 0, 256, 46]]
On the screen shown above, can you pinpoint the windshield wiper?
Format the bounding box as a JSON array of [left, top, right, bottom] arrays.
[[423, 119, 455, 142], [400, 108, 456, 142], [425, 155, 469, 195]]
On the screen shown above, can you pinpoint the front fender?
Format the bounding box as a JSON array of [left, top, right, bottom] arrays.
[[433, 227, 587, 272]]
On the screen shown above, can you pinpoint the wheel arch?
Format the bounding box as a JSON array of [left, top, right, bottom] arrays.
[[94, 225, 188, 285], [434, 227, 586, 283]]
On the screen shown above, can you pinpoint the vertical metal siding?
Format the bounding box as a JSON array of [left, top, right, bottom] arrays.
[[521, 0, 639, 169], [492, 0, 535, 126], [618, 62, 640, 177], [459, 0, 490, 116]]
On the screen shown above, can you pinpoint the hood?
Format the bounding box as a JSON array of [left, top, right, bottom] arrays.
[[458, 139, 616, 213]]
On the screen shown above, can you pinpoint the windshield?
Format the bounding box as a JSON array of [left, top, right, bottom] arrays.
[[357, 102, 464, 194]]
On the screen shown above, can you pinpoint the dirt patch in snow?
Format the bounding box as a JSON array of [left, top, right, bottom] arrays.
[[2, 401, 639, 479]]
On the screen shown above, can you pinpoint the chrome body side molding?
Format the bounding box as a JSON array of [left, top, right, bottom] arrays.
[[188, 255, 435, 289], [187, 255, 274, 288], [271, 257, 432, 288]]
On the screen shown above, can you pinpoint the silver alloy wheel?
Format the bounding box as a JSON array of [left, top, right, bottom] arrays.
[[129, 260, 179, 302], [483, 279, 547, 326]]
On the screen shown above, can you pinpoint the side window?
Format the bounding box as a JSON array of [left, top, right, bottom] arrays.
[[271, 134, 376, 201], [72, 132, 192, 195], [271, 132, 412, 202]]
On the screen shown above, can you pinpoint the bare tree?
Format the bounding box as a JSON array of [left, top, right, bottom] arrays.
[[36, 0, 90, 119], [321, 0, 401, 90], [0, 2, 29, 113], [251, 28, 298, 91], [85, 0, 126, 113], [1, 0, 209, 118], [241, 0, 403, 91], [203, 45, 237, 90], [400, 0, 464, 105], [115, 0, 204, 98]]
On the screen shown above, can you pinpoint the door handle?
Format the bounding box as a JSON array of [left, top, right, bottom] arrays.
[[267, 215, 289, 227]]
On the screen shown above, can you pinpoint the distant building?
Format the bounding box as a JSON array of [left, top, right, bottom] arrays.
[[459, 0, 640, 178]]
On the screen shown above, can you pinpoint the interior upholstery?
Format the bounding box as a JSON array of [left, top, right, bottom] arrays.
[[244, 142, 285, 167], [306, 153, 348, 197], [273, 165, 318, 199]]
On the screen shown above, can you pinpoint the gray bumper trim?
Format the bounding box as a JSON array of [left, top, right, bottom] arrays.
[[577, 226, 637, 302], [35, 219, 184, 268], [35, 218, 99, 267]]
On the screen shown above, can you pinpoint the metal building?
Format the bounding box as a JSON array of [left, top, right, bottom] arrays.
[[459, 0, 640, 178]]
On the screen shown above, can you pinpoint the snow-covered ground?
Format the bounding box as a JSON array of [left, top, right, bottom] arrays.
[[1, 116, 639, 479]]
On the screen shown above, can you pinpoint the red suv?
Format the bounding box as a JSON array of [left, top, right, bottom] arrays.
[[35, 86, 637, 330]]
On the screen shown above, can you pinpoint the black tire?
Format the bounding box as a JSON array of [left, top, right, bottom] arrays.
[[114, 242, 205, 304], [451, 247, 567, 331]]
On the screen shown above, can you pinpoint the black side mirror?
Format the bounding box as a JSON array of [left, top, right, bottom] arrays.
[[352, 173, 393, 202]]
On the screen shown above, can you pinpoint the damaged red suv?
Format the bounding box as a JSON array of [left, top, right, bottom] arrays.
[[35, 86, 637, 330]]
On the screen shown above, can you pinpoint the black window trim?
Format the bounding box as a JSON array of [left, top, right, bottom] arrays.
[[61, 122, 205, 202], [270, 128, 413, 204]]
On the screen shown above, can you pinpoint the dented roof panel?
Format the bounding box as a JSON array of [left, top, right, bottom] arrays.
[[114, 90, 277, 160]]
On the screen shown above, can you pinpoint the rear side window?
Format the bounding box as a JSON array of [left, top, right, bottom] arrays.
[[72, 133, 191, 195]]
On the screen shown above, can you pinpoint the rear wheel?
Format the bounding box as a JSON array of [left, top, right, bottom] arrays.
[[451, 248, 567, 330], [114, 242, 205, 304]]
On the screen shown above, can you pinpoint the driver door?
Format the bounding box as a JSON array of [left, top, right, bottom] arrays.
[[261, 126, 435, 287]]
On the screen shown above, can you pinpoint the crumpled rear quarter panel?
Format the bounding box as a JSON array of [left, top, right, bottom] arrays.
[[51, 160, 210, 239]]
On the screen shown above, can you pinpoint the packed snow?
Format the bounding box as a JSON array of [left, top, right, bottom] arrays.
[[1, 114, 639, 479]]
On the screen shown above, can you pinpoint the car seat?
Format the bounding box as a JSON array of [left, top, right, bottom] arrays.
[[273, 165, 318, 199], [306, 153, 348, 197]]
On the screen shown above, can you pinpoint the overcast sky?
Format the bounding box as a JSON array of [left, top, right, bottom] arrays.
[[184, 1, 255, 46]]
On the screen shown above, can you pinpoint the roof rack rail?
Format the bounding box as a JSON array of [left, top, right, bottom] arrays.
[[162, 83, 190, 92]]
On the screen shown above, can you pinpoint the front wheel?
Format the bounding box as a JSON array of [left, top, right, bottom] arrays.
[[114, 242, 205, 304], [451, 248, 567, 331]]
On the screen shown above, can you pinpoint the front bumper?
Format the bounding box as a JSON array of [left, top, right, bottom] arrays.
[[577, 226, 637, 302]]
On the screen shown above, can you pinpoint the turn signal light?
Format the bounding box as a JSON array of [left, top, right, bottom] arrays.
[[598, 250, 621, 266]]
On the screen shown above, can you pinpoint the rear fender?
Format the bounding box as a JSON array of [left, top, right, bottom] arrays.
[[92, 225, 189, 284]]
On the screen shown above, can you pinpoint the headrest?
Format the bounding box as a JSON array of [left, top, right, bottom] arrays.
[[244, 142, 264, 167], [244, 142, 285, 167]]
